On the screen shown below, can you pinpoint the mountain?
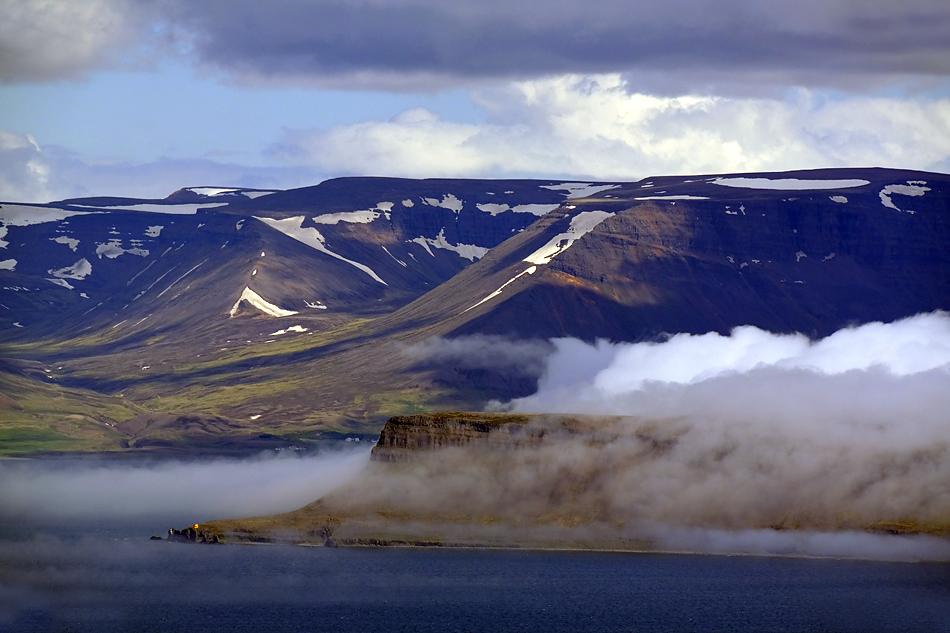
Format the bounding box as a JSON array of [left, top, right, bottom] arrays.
[[1, 168, 948, 453]]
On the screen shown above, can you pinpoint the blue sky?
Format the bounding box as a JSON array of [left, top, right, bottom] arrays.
[[2, 0, 949, 201]]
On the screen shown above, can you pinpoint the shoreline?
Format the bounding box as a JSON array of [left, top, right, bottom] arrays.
[[176, 535, 950, 564]]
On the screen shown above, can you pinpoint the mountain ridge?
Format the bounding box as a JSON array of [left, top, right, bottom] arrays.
[[1, 167, 948, 453]]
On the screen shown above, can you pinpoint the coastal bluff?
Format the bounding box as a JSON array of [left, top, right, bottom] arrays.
[[370, 412, 548, 462]]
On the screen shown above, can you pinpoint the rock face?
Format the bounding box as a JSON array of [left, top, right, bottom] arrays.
[[370, 412, 533, 461]]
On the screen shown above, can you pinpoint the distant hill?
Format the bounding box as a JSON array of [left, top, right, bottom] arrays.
[[1, 168, 948, 453]]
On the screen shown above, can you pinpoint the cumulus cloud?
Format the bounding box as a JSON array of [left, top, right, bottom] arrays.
[[272, 76, 950, 179], [509, 311, 950, 415], [153, 0, 950, 90], [0, 130, 55, 201], [0, 448, 370, 525]]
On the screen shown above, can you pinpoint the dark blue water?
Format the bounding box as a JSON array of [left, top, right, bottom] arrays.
[[3, 536, 950, 633]]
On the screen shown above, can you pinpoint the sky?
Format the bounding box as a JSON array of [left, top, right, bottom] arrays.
[[2, 0, 950, 202]]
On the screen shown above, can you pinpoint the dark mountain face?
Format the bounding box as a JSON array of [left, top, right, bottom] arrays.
[[434, 168, 950, 341], [0, 178, 583, 339], [1, 169, 948, 451]]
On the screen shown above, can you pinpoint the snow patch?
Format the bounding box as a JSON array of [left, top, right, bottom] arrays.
[[305, 300, 327, 310], [713, 177, 870, 190], [879, 182, 930, 213], [47, 278, 74, 290], [186, 187, 240, 197], [312, 206, 385, 224], [51, 236, 80, 251], [72, 203, 225, 215], [541, 183, 620, 199], [635, 195, 710, 201], [475, 202, 562, 216], [186, 187, 275, 199], [513, 203, 561, 216], [823, 253, 836, 261], [465, 266, 537, 312], [476, 203, 510, 216], [402, 199, 414, 207], [523, 211, 615, 266], [49, 258, 92, 280], [270, 325, 308, 335], [95, 240, 149, 259], [255, 216, 387, 285], [0, 204, 94, 228], [381, 245, 407, 267], [795, 251, 807, 262], [830, 196, 848, 204], [409, 228, 488, 262], [0, 259, 15, 271], [229, 286, 298, 318], [422, 194, 463, 212], [145, 225, 163, 237]]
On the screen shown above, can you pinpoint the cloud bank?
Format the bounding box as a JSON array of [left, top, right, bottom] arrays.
[[274, 76, 950, 179], [152, 0, 950, 90], [6, 0, 950, 89], [509, 310, 950, 416]]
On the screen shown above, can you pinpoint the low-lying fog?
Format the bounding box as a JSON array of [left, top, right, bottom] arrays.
[[394, 311, 950, 560], [0, 447, 371, 528]]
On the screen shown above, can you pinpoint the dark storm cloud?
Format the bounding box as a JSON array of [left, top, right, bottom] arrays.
[[154, 0, 950, 88]]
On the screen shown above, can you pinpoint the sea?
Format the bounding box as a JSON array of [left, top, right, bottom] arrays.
[[2, 530, 950, 633]]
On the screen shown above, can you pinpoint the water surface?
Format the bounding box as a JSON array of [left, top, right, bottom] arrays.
[[3, 535, 949, 633]]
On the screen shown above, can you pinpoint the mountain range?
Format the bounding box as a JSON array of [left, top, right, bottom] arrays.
[[1, 168, 948, 454]]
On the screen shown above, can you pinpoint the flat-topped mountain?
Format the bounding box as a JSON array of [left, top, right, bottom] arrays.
[[1, 168, 948, 453]]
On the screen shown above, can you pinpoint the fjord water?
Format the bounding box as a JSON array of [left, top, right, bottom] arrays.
[[3, 535, 950, 633], [3, 453, 950, 632]]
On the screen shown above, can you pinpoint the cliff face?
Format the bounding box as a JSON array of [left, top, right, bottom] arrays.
[[370, 412, 531, 461]]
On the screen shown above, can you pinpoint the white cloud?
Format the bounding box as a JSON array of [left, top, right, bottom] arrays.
[[273, 75, 950, 180], [0, 130, 55, 201]]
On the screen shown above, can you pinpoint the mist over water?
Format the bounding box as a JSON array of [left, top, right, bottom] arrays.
[[0, 447, 372, 527]]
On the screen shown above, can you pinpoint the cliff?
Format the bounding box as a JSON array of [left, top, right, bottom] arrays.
[[370, 412, 534, 461]]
